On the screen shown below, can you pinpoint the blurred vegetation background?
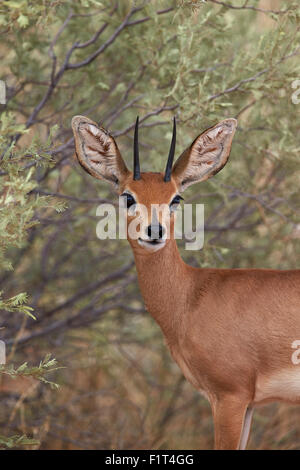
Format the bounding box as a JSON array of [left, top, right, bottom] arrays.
[[0, 0, 299, 450]]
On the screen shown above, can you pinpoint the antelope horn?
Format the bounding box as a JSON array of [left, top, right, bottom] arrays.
[[133, 116, 141, 180], [164, 117, 176, 182]]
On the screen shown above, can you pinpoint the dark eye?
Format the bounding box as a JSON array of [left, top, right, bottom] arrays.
[[170, 195, 184, 207], [122, 193, 136, 209]]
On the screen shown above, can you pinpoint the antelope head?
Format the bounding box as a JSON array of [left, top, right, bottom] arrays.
[[72, 115, 237, 253]]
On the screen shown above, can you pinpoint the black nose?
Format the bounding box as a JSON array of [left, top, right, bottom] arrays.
[[146, 224, 165, 240]]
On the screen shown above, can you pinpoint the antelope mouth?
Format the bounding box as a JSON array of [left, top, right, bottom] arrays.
[[138, 238, 166, 251]]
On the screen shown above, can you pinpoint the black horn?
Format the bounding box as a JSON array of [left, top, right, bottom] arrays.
[[133, 116, 141, 180], [164, 117, 176, 182]]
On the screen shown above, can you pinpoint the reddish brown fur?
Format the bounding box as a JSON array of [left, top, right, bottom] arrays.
[[72, 115, 300, 450], [121, 172, 300, 449]]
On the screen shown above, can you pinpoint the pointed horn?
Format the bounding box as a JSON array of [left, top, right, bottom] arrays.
[[133, 116, 141, 180], [164, 117, 176, 182]]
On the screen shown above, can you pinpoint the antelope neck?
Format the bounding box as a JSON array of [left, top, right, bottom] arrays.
[[132, 238, 191, 336]]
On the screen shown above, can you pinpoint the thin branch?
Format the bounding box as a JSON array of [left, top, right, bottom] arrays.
[[41, 261, 134, 318], [30, 189, 112, 205], [113, 104, 179, 137], [207, 0, 293, 15], [208, 46, 300, 101], [126, 7, 175, 26], [66, 8, 140, 70]]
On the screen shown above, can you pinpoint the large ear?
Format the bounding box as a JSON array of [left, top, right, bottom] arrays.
[[71, 115, 129, 190], [172, 118, 237, 192]]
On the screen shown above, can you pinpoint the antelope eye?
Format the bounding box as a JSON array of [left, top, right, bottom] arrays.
[[170, 195, 184, 207], [122, 193, 136, 209]]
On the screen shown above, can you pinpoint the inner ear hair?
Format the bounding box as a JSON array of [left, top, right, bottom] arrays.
[[71, 115, 128, 189], [172, 118, 237, 192]]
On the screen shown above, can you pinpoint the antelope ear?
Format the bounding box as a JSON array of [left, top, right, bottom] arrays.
[[172, 119, 237, 192], [71, 115, 129, 190]]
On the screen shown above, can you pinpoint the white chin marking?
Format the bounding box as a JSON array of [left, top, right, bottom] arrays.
[[137, 238, 166, 252]]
